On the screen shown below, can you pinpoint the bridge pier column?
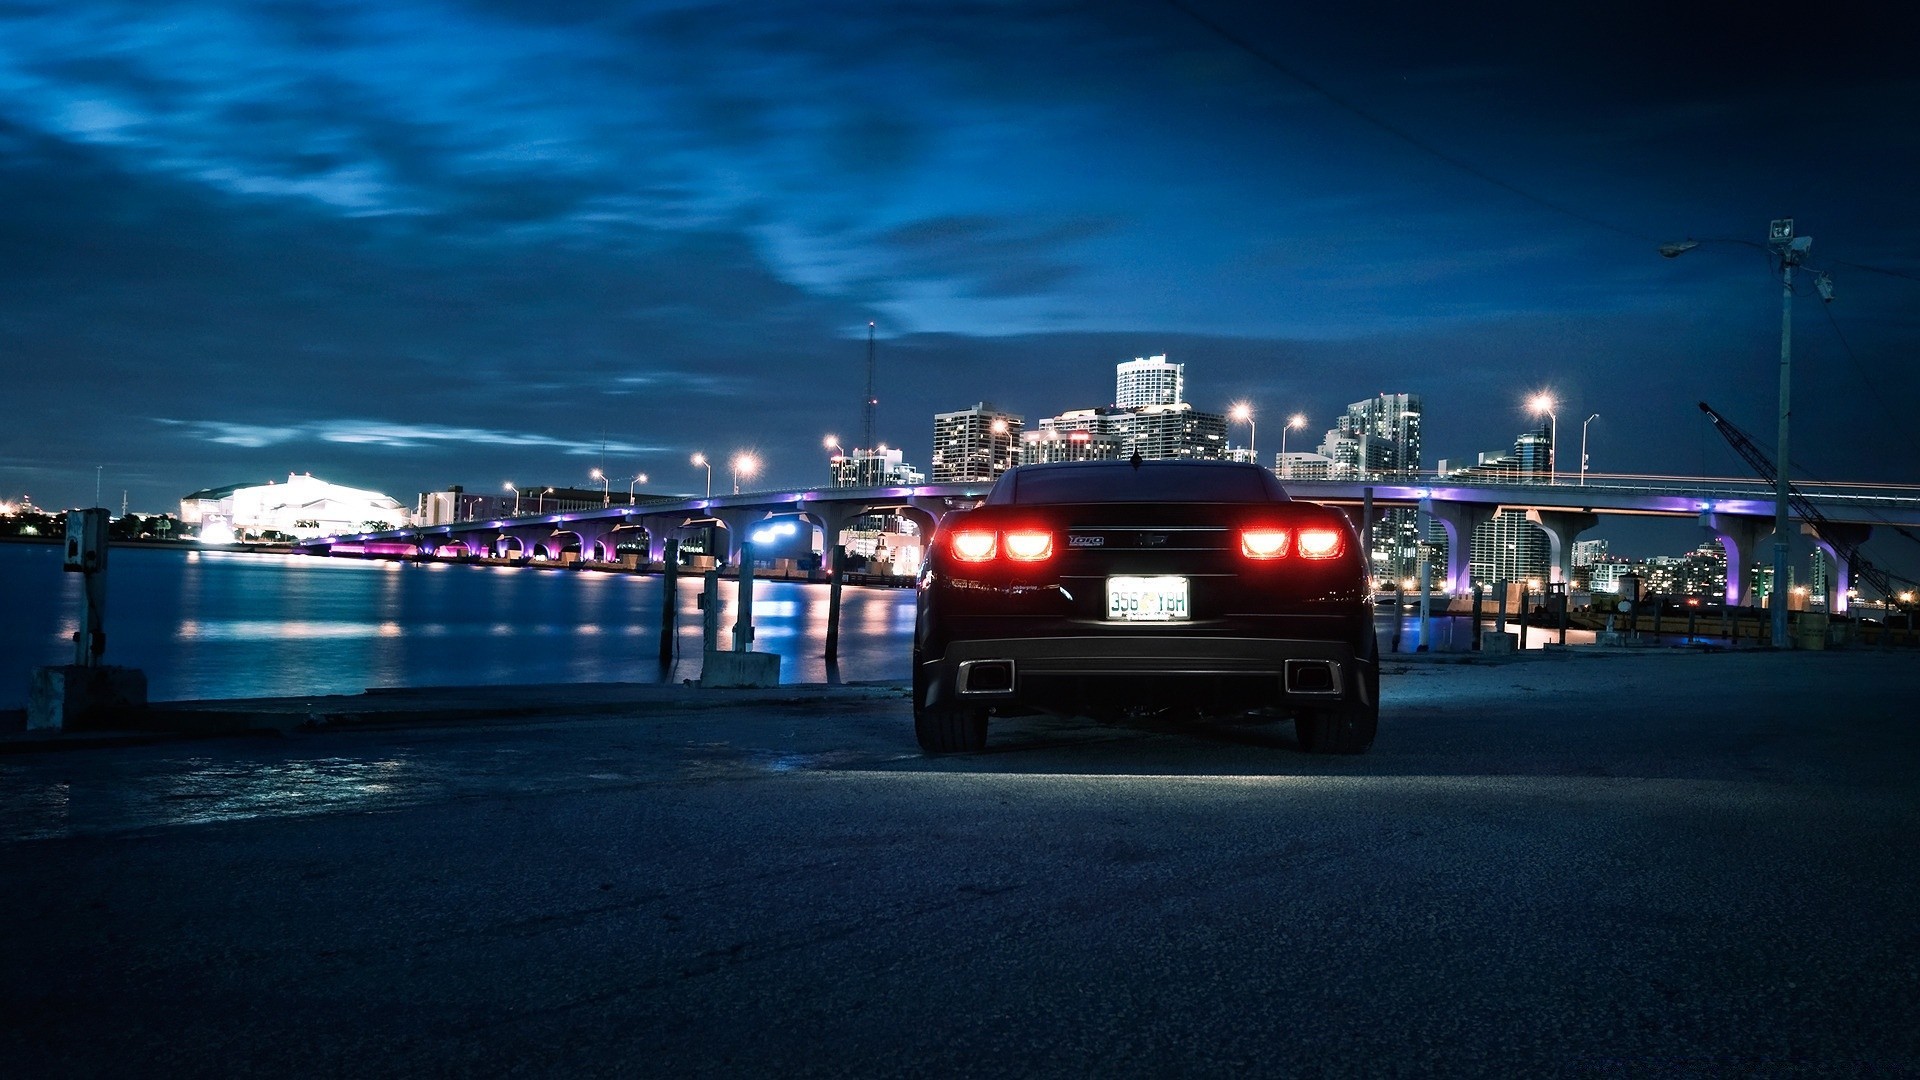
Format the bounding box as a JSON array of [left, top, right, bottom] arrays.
[[1803, 522, 1872, 612], [1425, 501, 1497, 595], [637, 515, 680, 565], [798, 502, 865, 573], [1525, 510, 1599, 588], [1700, 512, 1771, 607], [897, 500, 946, 576], [712, 509, 767, 568]]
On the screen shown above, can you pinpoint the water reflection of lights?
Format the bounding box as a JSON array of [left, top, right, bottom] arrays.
[[179, 620, 421, 641], [0, 756, 432, 841]]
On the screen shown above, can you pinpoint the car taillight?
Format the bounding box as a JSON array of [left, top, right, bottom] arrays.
[[1003, 530, 1054, 561], [1240, 529, 1290, 559], [1297, 528, 1343, 559], [949, 529, 997, 562]]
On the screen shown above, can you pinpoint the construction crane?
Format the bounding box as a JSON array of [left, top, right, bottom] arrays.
[[1697, 401, 1908, 601]]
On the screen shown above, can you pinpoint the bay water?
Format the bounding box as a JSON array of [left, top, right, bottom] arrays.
[[1, 542, 1540, 711], [0, 544, 918, 709]]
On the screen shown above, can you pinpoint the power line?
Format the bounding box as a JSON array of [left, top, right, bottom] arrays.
[[1832, 259, 1920, 283]]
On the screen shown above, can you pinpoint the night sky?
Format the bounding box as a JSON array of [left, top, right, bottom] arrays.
[[3, 1, 1917, 561]]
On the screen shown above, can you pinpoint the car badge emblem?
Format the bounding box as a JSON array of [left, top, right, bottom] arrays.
[[1068, 535, 1105, 547], [1140, 533, 1168, 546]]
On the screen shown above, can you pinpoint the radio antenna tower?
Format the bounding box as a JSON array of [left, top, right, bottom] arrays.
[[862, 320, 877, 452]]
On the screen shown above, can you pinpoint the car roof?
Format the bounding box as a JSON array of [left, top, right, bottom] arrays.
[[985, 458, 1292, 505]]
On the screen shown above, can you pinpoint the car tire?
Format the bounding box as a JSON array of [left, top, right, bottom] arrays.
[[1296, 698, 1376, 755], [915, 704, 989, 754], [1297, 629, 1380, 755]]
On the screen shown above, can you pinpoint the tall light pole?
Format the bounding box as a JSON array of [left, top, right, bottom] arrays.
[[504, 481, 520, 515], [1766, 218, 1813, 650], [1663, 219, 1819, 650], [589, 467, 609, 508], [732, 452, 759, 495], [1229, 402, 1255, 463], [691, 453, 712, 499], [538, 486, 554, 514], [628, 473, 647, 504], [1279, 413, 1306, 476], [1580, 413, 1600, 486], [1528, 393, 1557, 484]]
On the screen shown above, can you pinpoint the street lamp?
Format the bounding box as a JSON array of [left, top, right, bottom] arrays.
[[1662, 218, 1821, 652], [1279, 413, 1306, 476], [1229, 402, 1255, 463], [732, 452, 759, 495], [589, 467, 609, 508], [538, 486, 554, 514], [691, 453, 712, 499], [504, 481, 520, 515], [1528, 393, 1557, 484], [629, 473, 648, 504], [1580, 413, 1600, 486]]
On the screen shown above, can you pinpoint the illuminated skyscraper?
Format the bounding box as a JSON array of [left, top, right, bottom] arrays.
[[1318, 393, 1422, 479], [931, 402, 1023, 483], [1115, 354, 1184, 409]]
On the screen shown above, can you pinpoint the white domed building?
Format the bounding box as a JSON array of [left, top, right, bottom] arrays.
[[181, 473, 411, 542]]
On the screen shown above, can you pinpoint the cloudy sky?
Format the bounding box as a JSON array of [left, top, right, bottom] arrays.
[[3, 0, 1917, 560]]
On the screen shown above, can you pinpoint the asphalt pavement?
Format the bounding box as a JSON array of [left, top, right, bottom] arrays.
[[2, 649, 1916, 1077]]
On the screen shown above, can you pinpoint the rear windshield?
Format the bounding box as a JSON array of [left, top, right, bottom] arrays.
[[990, 462, 1288, 505]]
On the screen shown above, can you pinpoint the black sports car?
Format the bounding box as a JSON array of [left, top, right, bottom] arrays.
[[912, 458, 1379, 754]]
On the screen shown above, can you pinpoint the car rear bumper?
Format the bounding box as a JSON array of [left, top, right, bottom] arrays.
[[916, 634, 1369, 715]]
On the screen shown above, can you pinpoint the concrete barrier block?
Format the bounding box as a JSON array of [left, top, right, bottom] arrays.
[[700, 650, 780, 688], [28, 665, 149, 731], [1479, 631, 1519, 654]]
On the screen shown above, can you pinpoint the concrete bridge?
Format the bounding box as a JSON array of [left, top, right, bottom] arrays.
[[296, 473, 1920, 611]]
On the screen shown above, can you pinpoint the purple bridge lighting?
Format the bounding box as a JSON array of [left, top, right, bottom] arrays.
[[296, 473, 1920, 613]]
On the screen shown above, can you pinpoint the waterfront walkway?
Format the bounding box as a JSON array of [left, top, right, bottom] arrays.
[[3, 649, 1916, 1076]]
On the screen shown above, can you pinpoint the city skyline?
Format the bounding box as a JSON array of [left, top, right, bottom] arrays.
[[4, 2, 1917, 566]]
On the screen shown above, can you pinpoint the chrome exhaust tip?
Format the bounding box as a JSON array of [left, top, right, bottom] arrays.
[[1284, 659, 1341, 696], [956, 659, 1015, 695]]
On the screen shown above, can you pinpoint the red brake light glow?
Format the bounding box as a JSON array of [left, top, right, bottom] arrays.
[[1240, 528, 1290, 559], [1297, 528, 1343, 559], [1003, 530, 1054, 561], [949, 529, 997, 562]]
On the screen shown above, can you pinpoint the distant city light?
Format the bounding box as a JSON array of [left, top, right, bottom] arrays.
[[749, 520, 801, 545]]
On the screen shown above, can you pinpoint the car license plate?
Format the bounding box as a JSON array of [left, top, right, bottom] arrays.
[[1107, 576, 1189, 622]]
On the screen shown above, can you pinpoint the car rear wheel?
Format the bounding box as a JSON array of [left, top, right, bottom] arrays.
[[914, 704, 989, 754], [1296, 698, 1376, 754], [1297, 631, 1380, 755]]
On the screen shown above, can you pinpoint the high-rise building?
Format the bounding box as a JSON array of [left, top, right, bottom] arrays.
[[1128, 402, 1227, 460], [1313, 393, 1424, 577], [1021, 429, 1123, 464], [1515, 423, 1552, 475], [1318, 393, 1422, 479], [1275, 451, 1336, 479], [1642, 542, 1729, 598], [829, 447, 925, 487], [1115, 354, 1183, 409], [1808, 552, 1832, 607], [1439, 427, 1557, 586], [1024, 360, 1227, 465], [931, 402, 1023, 483]]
